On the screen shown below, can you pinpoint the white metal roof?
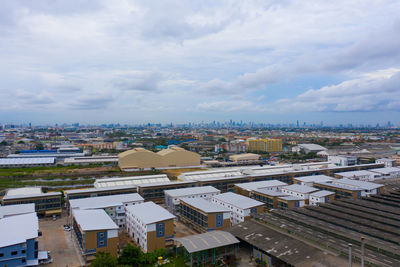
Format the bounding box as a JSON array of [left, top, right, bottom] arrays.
[[234, 180, 287, 192], [73, 209, 119, 231], [298, 144, 327, 151], [0, 212, 39, 247], [174, 231, 239, 253], [3, 191, 61, 200], [336, 170, 380, 178], [94, 174, 170, 188], [212, 192, 264, 210], [165, 186, 220, 197], [310, 190, 335, 197], [0, 157, 55, 166], [6, 187, 42, 196], [278, 196, 304, 201], [69, 193, 144, 210], [252, 189, 289, 197], [282, 184, 319, 194], [65, 185, 137, 195], [0, 203, 35, 218], [334, 178, 384, 190], [368, 167, 400, 175], [180, 197, 230, 213], [294, 175, 334, 183], [125, 201, 175, 224]]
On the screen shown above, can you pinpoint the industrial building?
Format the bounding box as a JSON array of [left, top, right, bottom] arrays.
[[234, 180, 287, 197], [0, 203, 35, 219], [94, 174, 170, 188], [68, 193, 144, 227], [334, 170, 381, 181], [118, 147, 200, 170], [0, 212, 40, 267], [174, 231, 239, 267], [228, 153, 261, 164], [376, 158, 396, 167], [328, 155, 357, 166], [125, 202, 175, 252], [72, 209, 119, 261], [2, 187, 62, 216], [0, 157, 56, 168], [179, 197, 231, 232], [164, 186, 220, 215], [137, 180, 197, 203], [63, 156, 118, 166], [293, 174, 334, 186], [211, 192, 264, 225], [296, 143, 327, 154], [247, 138, 282, 152]]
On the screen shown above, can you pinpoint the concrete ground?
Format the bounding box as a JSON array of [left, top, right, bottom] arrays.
[[174, 220, 198, 238], [39, 214, 84, 267]]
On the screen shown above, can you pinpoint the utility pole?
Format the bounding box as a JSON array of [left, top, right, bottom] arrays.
[[361, 236, 365, 267], [348, 243, 352, 267]]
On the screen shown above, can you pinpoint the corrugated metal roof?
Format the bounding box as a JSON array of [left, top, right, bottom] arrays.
[[234, 180, 287, 191], [0, 157, 55, 165], [282, 184, 319, 194], [294, 175, 334, 183], [0, 213, 39, 247], [70, 193, 144, 210], [174, 231, 239, 253], [0, 203, 35, 218], [94, 174, 170, 188]]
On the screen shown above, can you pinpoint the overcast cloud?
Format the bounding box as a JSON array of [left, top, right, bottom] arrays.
[[1, 0, 400, 124]]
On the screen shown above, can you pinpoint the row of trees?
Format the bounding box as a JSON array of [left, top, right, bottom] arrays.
[[91, 244, 168, 267]]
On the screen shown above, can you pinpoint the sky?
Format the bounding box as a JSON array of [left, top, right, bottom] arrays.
[[1, 0, 400, 125]]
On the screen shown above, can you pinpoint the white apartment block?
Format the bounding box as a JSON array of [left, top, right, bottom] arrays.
[[164, 186, 220, 215], [309, 190, 335, 206], [376, 158, 395, 168], [293, 175, 334, 187], [125, 202, 175, 252], [211, 192, 263, 225], [281, 184, 319, 200], [69, 193, 144, 228]]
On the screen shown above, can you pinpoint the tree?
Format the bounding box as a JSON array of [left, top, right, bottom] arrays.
[[0, 140, 7, 146], [91, 252, 118, 267], [118, 244, 142, 267]]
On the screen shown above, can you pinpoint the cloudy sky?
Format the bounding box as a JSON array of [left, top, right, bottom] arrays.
[[1, 0, 400, 125]]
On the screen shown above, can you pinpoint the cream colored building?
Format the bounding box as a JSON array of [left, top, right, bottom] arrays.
[[118, 147, 200, 170], [229, 153, 261, 163]]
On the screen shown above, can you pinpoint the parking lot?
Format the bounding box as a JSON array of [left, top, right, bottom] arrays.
[[39, 214, 84, 267]]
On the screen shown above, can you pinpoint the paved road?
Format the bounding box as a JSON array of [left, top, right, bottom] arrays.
[[39, 215, 84, 267]]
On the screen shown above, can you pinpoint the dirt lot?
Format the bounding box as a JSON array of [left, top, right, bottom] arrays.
[[39, 214, 84, 267], [174, 220, 198, 238]]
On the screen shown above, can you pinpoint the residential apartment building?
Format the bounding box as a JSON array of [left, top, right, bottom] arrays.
[[313, 178, 383, 199], [250, 189, 289, 209], [309, 190, 335, 206], [179, 197, 231, 232], [0, 213, 39, 267], [68, 193, 144, 227], [247, 139, 282, 152], [293, 175, 334, 187], [0, 203, 35, 219], [125, 202, 175, 252], [276, 196, 305, 210], [281, 184, 319, 203], [164, 186, 220, 215], [72, 209, 119, 261], [234, 180, 287, 197], [211, 192, 264, 225]]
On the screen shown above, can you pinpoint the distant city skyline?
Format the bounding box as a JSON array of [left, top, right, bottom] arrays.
[[1, 1, 400, 124]]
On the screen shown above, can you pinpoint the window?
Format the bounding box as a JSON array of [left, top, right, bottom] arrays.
[[0, 253, 4, 257], [11, 251, 18, 255], [22, 249, 26, 254], [22, 258, 26, 263]]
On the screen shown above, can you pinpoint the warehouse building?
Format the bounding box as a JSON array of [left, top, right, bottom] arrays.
[[165, 186, 220, 215], [68, 193, 144, 227], [174, 231, 239, 267], [118, 147, 200, 170], [0, 203, 35, 219], [2, 187, 62, 216], [293, 175, 334, 186], [234, 180, 287, 197], [94, 174, 170, 188], [65, 185, 138, 207], [0, 212, 40, 267], [179, 197, 231, 232], [296, 144, 327, 154], [125, 202, 175, 252], [228, 153, 261, 164], [250, 189, 289, 209], [137, 180, 197, 203], [64, 156, 118, 166], [0, 157, 56, 168], [334, 170, 381, 181], [72, 209, 119, 261], [211, 192, 264, 225]]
